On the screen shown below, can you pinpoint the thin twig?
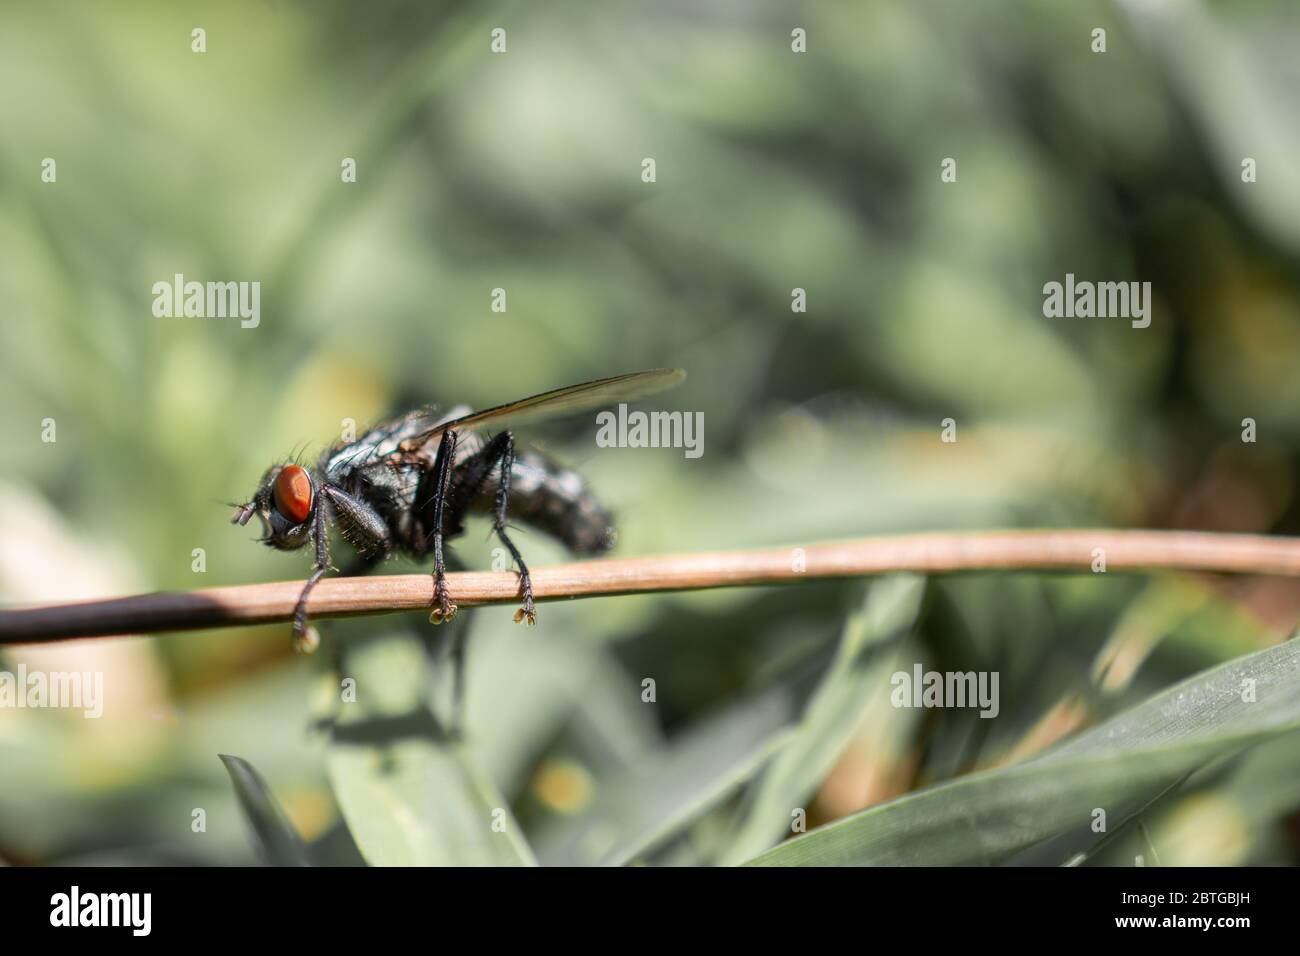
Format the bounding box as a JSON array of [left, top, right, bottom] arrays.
[[4, 529, 1300, 645]]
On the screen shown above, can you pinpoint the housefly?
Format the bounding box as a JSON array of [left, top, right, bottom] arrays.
[[231, 368, 686, 649]]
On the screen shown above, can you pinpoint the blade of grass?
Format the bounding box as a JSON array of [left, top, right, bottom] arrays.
[[218, 754, 311, 867], [745, 636, 1300, 865], [325, 633, 537, 866], [717, 574, 926, 865], [533, 689, 795, 866]]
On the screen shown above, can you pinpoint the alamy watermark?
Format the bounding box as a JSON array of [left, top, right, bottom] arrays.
[[595, 404, 704, 459], [890, 664, 999, 718], [1042, 273, 1151, 329], [50, 886, 150, 936], [0, 665, 103, 718], [152, 273, 260, 328]]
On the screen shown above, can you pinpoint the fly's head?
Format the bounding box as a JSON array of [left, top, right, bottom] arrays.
[[231, 462, 317, 551]]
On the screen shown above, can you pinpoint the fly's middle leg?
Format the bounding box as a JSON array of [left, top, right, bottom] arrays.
[[443, 431, 536, 626], [490, 433, 536, 625], [417, 428, 460, 624]]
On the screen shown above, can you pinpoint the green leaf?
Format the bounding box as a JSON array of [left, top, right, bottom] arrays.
[[218, 754, 311, 867], [745, 636, 1300, 866], [325, 633, 536, 866], [718, 574, 926, 865], [464, 628, 660, 794], [534, 689, 795, 866], [1115, 0, 1300, 257]]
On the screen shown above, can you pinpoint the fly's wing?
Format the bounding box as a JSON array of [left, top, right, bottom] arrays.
[[398, 368, 687, 454]]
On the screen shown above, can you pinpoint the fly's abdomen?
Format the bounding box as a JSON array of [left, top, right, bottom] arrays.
[[478, 449, 616, 556]]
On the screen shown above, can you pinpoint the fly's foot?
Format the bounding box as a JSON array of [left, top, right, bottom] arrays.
[[292, 624, 322, 655], [430, 577, 458, 625], [430, 603, 459, 625], [291, 567, 329, 655], [511, 576, 536, 626]]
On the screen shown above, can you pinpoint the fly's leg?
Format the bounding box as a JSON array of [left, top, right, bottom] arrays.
[[320, 485, 391, 569], [291, 503, 333, 653], [419, 429, 459, 625], [441, 431, 536, 626], [291, 486, 391, 653], [489, 433, 536, 626]]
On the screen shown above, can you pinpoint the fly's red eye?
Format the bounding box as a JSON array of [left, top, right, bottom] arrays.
[[273, 465, 313, 524]]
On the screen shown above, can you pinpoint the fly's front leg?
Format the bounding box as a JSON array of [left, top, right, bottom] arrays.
[[419, 429, 459, 625], [293, 485, 389, 653], [292, 502, 333, 654], [321, 484, 391, 568]]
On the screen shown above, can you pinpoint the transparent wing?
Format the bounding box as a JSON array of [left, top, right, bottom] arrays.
[[398, 368, 686, 453]]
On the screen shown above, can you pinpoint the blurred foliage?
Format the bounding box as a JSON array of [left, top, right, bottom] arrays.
[[2, 0, 1300, 865]]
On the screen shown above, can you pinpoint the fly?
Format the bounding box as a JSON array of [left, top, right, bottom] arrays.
[[231, 368, 686, 649]]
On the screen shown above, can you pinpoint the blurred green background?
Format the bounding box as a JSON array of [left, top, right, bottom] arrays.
[[3, 0, 1300, 866]]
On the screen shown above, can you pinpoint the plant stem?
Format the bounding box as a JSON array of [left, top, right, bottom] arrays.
[[4, 529, 1300, 644]]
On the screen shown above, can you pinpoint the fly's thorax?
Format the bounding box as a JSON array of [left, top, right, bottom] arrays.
[[334, 459, 423, 549], [320, 406, 469, 482]]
